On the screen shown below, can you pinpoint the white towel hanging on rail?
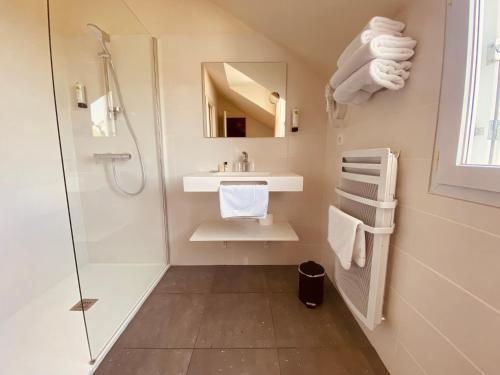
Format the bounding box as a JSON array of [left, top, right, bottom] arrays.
[[328, 206, 366, 270], [219, 184, 269, 219]]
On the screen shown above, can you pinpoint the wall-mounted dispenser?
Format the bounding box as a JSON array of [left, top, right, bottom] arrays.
[[291, 108, 300, 132], [75, 82, 88, 109]]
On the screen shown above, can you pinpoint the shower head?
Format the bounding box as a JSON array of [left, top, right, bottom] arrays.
[[86, 23, 110, 44]]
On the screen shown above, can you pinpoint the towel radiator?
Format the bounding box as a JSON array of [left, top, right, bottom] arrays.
[[334, 148, 398, 330]]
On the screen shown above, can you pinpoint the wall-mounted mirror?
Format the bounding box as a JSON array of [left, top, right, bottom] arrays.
[[202, 62, 287, 138]]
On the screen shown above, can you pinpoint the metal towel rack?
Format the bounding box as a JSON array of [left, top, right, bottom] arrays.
[[333, 148, 398, 330]]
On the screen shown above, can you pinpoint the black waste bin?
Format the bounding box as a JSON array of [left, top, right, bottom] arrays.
[[298, 261, 325, 308]]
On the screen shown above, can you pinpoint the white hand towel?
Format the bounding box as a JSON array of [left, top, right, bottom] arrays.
[[334, 59, 412, 105], [328, 206, 366, 270], [330, 35, 417, 89], [338, 29, 402, 67], [366, 16, 406, 33], [219, 184, 269, 219]]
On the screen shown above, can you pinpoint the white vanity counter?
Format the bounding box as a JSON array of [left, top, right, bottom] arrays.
[[183, 172, 303, 192]]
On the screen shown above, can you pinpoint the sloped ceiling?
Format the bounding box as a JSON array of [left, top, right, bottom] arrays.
[[210, 0, 408, 78], [50, 0, 148, 36], [123, 0, 253, 35]]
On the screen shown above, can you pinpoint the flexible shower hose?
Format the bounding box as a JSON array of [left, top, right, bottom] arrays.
[[105, 53, 146, 196]]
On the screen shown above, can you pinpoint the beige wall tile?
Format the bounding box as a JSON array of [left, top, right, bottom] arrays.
[[391, 249, 500, 374], [393, 206, 500, 312], [398, 296, 482, 375], [392, 343, 428, 375]]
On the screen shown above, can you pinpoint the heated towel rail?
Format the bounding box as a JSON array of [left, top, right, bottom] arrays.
[[334, 148, 398, 330]]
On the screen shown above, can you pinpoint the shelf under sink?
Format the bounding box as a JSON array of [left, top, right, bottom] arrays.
[[190, 219, 299, 242]]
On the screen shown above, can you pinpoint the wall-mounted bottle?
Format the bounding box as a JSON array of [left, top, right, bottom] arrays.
[[291, 108, 300, 132], [75, 82, 88, 109]]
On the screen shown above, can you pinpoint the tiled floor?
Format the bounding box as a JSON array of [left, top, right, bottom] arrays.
[[95, 266, 389, 375]]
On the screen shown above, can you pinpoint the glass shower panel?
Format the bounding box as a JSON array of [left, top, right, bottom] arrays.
[[48, 0, 168, 360]]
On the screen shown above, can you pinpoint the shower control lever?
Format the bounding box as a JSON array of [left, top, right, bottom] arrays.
[[93, 153, 131, 161]]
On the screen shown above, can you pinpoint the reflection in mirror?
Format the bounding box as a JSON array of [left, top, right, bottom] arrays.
[[202, 62, 287, 138]]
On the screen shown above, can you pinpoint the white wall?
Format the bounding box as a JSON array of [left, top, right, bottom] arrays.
[[150, 8, 327, 264], [0, 0, 76, 321], [321, 1, 500, 374]]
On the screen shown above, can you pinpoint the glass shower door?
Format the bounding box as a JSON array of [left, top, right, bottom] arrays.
[[48, 0, 168, 360]]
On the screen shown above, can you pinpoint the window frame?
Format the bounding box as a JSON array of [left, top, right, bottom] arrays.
[[431, 0, 500, 207]]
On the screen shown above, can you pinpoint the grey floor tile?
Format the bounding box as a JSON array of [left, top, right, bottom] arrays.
[[95, 349, 192, 375], [324, 275, 338, 294], [195, 293, 275, 348], [119, 294, 206, 348], [325, 288, 372, 348], [154, 266, 216, 294], [211, 266, 268, 293], [187, 349, 280, 375], [271, 293, 347, 348], [279, 348, 389, 375], [263, 265, 298, 293]]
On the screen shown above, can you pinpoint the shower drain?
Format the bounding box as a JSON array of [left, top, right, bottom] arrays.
[[70, 299, 98, 312]]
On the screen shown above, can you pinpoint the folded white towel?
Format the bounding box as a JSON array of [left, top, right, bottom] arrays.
[[338, 29, 402, 67], [330, 35, 417, 89], [334, 59, 412, 105], [219, 184, 268, 219], [328, 206, 366, 270], [366, 16, 406, 33]]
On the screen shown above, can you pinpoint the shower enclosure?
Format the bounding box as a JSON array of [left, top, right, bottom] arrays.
[[48, 0, 169, 361]]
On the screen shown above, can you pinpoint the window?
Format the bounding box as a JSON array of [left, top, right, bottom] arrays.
[[432, 0, 500, 206]]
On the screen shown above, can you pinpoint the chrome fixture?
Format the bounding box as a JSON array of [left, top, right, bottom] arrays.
[[241, 151, 250, 172], [86, 23, 146, 196]]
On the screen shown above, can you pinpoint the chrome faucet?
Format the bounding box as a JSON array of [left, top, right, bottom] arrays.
[[241, 151, 249, 172]]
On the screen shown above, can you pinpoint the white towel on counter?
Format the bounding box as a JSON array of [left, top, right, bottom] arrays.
[[219, 184, 269, 219], [334, 59, 412, 105], [366, 16, 406, 33], [330, 35, 417, 89], [338, 29, 402, 67], [328, 206, 366, 270]]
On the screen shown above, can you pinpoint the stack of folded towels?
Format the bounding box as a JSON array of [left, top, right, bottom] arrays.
[[326, 16, 417, 106]]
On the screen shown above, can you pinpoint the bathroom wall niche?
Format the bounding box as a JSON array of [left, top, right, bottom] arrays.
[[202, 62, 287, 138]]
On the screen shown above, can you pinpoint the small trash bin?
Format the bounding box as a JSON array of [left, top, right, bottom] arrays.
[[298, 261, 325, 308]]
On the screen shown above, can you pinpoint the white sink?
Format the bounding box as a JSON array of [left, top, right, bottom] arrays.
[[210, 171, 271, 177], [183, 172, 303, 192]]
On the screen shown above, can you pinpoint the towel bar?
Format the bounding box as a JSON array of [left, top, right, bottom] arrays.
[[335, 188, 397, 209], [341, 171, 381, 184], [219, 181, 268, 186], [361, 223, 394, 235]]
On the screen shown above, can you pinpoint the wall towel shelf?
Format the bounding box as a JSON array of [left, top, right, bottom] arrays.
[[333, 148, 398, 330]]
